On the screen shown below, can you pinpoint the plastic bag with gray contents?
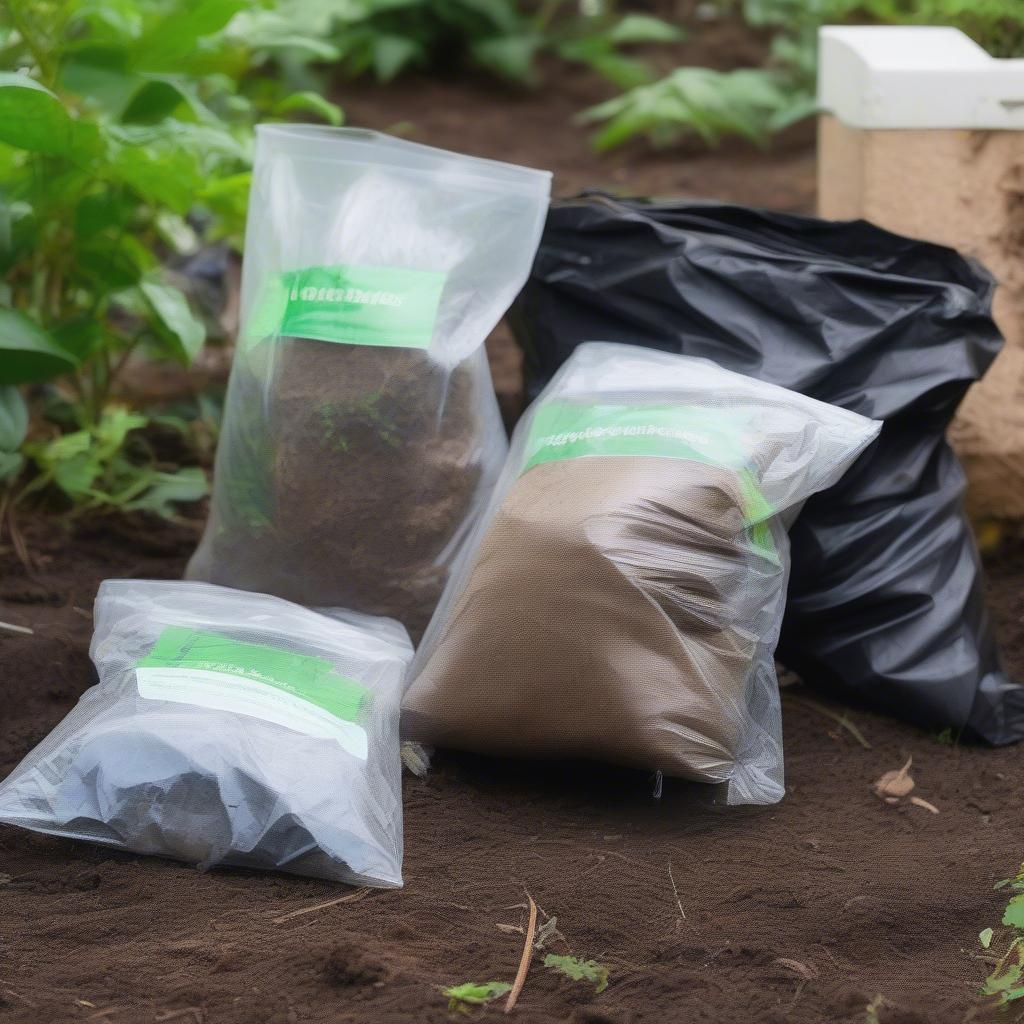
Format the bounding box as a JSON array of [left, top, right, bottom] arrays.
[[0, 580, 412, 886]]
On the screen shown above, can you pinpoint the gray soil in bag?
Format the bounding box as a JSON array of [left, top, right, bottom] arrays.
[[194, 341, 483, 640], [403, 456, 769, 781], [51, 718, 395, 885]]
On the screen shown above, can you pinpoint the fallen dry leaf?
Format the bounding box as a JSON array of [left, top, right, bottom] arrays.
[[910, 796, 940, 814], [873, 756, 915, 799]]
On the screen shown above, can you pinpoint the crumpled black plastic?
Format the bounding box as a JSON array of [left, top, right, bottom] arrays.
[[509, 192, 1023, 744]]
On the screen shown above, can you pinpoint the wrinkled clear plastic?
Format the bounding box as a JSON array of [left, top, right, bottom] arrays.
[[404, 343, 882, 804], [187, 126, 551, 639], [0, 580, 413, 886]]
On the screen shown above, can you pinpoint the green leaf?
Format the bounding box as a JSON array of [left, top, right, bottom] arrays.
[[766, 89, 817, 132], [95, 407, 148, 453], [122, 79, 188, 124], [155, 211, 199, 255], [52, 318, 104, 364], [75, 190, 135, 235], [77, 233, 154, 289], [582, 66, 788, 151], [197, 171, 251, 243], [125, 466, 207, 517], [984, 964, 1022, 995], [139, 280, 205, 364], [42, 430, 92, 464], [980, 927, 995, 949], [471, 34, 542, 82], [28, 429, 100, 497], [0, 385, 28, 451], [0, 308, 78, 385], [103, 136, 203, 212], [543, 955, 609, 994], [53, 451, 102, 496], [607, 14, 686, 45], [372, 35, 423, 82], [64, 1, 142, 47], [1003, 895, 1024, 930], [0, 450, 23, 482], [443, 981, 511, 1009], [571, 49, 652, 90], [271, 91, 344, 126], [134, 0, 248, 72], [224, 11, 340, 61], [60, 51, 140, 116], [0, 73, 97, 157]]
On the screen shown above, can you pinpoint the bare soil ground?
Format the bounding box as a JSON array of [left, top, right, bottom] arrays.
[[2, 58, 1021, 1024], [1, 517, 1022, 1024]]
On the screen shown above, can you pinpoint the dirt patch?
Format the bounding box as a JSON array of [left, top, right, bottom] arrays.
[[339, 63, 816, 211], [1, 512, 1023, 1024]]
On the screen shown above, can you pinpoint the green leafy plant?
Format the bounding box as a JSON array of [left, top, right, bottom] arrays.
[[18, 406, 206, 516], [0, 386, 28, 483], [979, 862, 1024, 1005], [0, 0, 340, 516], [442, 980, 512, 1011], [543, 954, 610, 994], [584, 0, 1024, 149], [549, 12, 686, 91], [261, 0, 683, 90], [580, 65, 796, 151]]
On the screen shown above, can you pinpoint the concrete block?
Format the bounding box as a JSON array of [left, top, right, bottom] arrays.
[[818, 27, 1024, 518]]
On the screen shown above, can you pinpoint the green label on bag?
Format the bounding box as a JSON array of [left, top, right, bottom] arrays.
[[523, 402, 751, 473], [136, 627, 370, 757], [245, 264, 445, 349], [522, 401, 778, 544]]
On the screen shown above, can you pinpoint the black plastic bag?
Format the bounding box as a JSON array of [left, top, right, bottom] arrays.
[[509, 193, 1024, 744]]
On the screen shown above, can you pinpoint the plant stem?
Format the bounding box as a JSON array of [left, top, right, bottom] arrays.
[[534, 0, 567, 32], [107, 336, 142, 397], [8, 0, 57, 87]]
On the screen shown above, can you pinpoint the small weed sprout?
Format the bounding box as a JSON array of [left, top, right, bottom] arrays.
[[980, 862, 1024, 1005], [543, 954, 609, 994], [442, 981, 511, 1012]]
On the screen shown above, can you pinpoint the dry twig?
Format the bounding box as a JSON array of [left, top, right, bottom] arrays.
[[504, 894, 537, 1014], [667, 859, 686, 923], [4, 500, 34, 575], [0, 620, 33, 635], [154, 1010, 204, 1024], [783, 694, 871, 749], [271, 887, 370, 924]]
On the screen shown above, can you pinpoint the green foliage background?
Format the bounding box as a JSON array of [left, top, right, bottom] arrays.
[[2, 0, 1022, 518], [0, 0, 344, 513], [583, 0, 1024, 148]]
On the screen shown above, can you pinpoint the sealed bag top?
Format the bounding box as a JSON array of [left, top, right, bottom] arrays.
[[241, 126, 552, 365], [508, 342, 883, 515]]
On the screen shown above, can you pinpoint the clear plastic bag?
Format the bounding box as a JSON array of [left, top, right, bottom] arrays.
[[512, 193, 1020, 744], [187, 127, 551, 639], [403, 343, 882, 804], [0, 580, 412, 886]]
